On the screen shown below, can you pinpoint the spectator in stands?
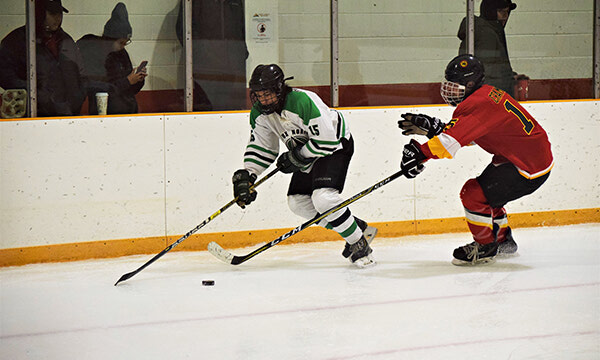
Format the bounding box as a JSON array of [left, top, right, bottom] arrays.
[[457, 0, 527, 98], [77, 2, 146, 115], [176, 0, 249, 111], [0, 0, 87, 117]]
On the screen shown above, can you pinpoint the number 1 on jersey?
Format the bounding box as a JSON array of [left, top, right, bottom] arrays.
[[504, 100, 534, 134]]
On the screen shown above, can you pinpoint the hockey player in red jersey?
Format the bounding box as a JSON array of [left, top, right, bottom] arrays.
[[398, 54, 553, 266]]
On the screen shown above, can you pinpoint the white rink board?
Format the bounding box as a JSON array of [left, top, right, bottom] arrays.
[[1, 116, 166, 248], [1, 100, 599, 249]]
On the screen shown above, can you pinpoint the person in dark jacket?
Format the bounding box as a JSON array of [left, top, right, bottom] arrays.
[[176, 0, 249, 111], [77, 2, 146, 115], [457, 0, 526, 97], [0, 0, 87, 117]]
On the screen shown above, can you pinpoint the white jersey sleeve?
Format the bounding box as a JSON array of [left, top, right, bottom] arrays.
[[243, 109, 280, 176]]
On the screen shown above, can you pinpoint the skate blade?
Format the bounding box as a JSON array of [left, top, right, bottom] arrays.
[[451, 256, 497, 266], [363, 226, 378, 243], [352, 254, 376, 268]]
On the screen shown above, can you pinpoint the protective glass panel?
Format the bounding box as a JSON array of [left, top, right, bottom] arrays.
[[503, 1, 593, 101], [261, 0, 332, 104], [0, 1, 28, 118], [2, 1, 594, 117], [0, 1, 170, 117], [182, 0, 249, 111], [337, 1, 458, 106], [335, 0, 595, 107]]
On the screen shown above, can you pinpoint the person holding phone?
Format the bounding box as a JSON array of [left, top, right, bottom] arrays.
[[77, 2, 146, 114], [135, 61, 148, 74]]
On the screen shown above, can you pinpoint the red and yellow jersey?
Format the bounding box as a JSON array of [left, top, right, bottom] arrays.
[[421, 85, 554, 179]]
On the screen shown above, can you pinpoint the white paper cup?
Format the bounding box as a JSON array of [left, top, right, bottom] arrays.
[[95, 92, 109, 115]]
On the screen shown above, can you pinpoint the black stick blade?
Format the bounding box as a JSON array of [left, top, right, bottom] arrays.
[[111, 168, 280, 285], [114, 271, 137, 286]]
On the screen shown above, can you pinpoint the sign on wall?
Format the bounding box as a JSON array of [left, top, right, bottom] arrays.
[[251, 13, 272, 43]]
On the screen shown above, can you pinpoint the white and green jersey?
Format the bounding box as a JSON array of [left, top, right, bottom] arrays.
[[243, 88, 351, 176]]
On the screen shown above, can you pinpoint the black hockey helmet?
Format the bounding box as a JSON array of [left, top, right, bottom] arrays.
[[441, 54, 485, 106], [249, 64, 292, 114]]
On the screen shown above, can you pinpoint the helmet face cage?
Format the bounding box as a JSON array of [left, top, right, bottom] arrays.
[[249, 64, 286, 114], [440, 79, 466, 107], [249, 89, 280, 114], [441, 55, 484, 106]]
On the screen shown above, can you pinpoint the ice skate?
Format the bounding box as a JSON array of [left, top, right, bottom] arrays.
[[451, 241, 498, 266], [345, 237, 376, 268], [342, 218, 378, 258]]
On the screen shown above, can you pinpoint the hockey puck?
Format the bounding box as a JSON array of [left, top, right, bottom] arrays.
[[202, 280, 215, 286]]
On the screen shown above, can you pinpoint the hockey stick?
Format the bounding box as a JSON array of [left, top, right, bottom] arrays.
[[114, 167, 279, 285], [208, 169, 408, 265]]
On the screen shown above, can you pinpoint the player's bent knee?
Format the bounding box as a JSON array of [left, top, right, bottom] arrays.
[[287, 194, 317, 219], [460, 178, 488, 209], [311, 188, 342, 213]]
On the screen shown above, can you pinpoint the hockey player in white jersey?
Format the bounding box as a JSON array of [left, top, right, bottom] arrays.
[[232, 64, 377, 267]]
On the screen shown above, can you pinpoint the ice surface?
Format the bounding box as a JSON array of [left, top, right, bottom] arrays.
[[1, 224, 599, 359]]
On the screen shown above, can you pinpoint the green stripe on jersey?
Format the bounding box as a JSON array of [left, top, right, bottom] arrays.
[[306, 141, 330, 156], [311, 138, 340, 146], [339, 112, 347, 137], [246, 144, 278, 156], [283, 91, 321, 125], [249, 107, 261, 129], [244, 158, 270, 168]]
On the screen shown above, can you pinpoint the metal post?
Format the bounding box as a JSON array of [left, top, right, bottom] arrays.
[[594, 0, 599, 98], [330, 0, 339, 107], [183, 0, 193, 111], [26, 0, 37, 117], [466, 0, 475, 55]]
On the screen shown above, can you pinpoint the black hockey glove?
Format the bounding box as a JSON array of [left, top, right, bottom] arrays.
[[232, 169, 257, 208], [276, 147, 312, 174], [398, 113, 446, 139], [401, 139, 427, 179]]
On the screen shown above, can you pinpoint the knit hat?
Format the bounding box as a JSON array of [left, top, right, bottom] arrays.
[[480, 0, 517, 21], [103, 2, 132, 39]]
